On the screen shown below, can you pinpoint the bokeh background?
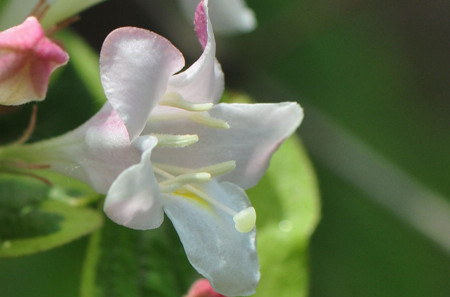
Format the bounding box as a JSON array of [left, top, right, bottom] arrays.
[[1, 0, 449, 296]]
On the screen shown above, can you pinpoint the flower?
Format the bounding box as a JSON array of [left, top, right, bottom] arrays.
[[1, 0, 302, 295], [100, 0, 302, 295], [178, 0, 256, 34], [0, 16, 68, 105]]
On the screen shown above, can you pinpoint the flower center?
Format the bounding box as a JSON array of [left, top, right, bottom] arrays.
[[148, 92, 256, 233]]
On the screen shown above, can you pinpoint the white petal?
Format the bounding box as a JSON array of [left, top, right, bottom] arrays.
[[178, 0, 257, 34], [100, 27, 185, 140], [104, 136, 164, 230], [167, 0, 224, 104], [149, 102, 304, 189], [164, 181, 259, 296]]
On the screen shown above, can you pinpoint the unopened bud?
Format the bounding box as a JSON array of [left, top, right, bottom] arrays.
[[0, 17, 69, 105]]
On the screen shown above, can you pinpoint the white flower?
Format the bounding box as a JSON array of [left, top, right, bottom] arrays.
[[1, 1, 301, 295], [100, 0, 302, 295]]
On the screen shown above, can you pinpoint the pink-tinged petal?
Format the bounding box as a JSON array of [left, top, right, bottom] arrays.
[[149, 102, 303, 189], [0, 63, 38, 105], [0, 50, 27, 82], [0, 17, 43, 49], [27, 103, 141, 193], [100, 27, 185, 141], [185, 279, 227, 297], [167, 0, 224, 104], [0, 17, 69, 105], [178, 0, 256, 34], [30, 37, 69, 97], [104, 136, 165, 230], [164, 181, 259, 296]]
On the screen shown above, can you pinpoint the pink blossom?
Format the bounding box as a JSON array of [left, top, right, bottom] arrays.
[[0, 16, 69, 105]]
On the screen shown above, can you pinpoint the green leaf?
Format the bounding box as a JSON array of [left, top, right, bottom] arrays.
[[248, 136, 320, 297], [0, 173, 103, 258], [0, 174, 50, 210], [80, 217, 198, 297]]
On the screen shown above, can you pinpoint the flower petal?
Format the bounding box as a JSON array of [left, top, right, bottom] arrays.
[[104, 136, 165, 230], [167, 0, 224, 104], [149, 102, 304, 189], [0, 17, 68, 105], [100, 27, 185, 140], [164, 181, 259, 296], [27, 103, 140, 193], [178, 0, 256, 34]]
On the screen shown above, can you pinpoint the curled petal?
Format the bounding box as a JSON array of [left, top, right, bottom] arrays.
[[104, 136, 165, 230], [167, 0, 224, 104], [164, 181, 259, 296], [100, 27, 185, 140], [150, 102, 304, 189], [178, 0, 256, 34]]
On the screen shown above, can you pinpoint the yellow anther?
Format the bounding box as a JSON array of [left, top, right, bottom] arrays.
[[233, 207, 256, 233]]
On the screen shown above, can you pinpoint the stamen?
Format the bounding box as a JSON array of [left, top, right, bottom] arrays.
[[153, 164, 256, 233], [154, 134, 199, 148], [152, 161, 236, 177], [233, 207, 257, 233], [159, 92, 213, 112], [153, 165, 236, 216], [159, 172, 211, 193], [188, 114, 230, 129], [182, 184, 237, 216], [148, 112, 230, 130]]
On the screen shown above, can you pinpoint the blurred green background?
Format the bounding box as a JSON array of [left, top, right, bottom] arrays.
[[1, 0, 449, 296]]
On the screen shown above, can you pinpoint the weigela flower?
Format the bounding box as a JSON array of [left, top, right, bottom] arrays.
[[2, 0, 302, 295], [100, 0, 302, 295], [178, 0, 256, 34], [0, 16, 68, 105]]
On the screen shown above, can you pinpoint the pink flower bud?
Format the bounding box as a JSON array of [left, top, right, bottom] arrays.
[[0, 16, 69, 105], [185, 279, 228, 297]]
